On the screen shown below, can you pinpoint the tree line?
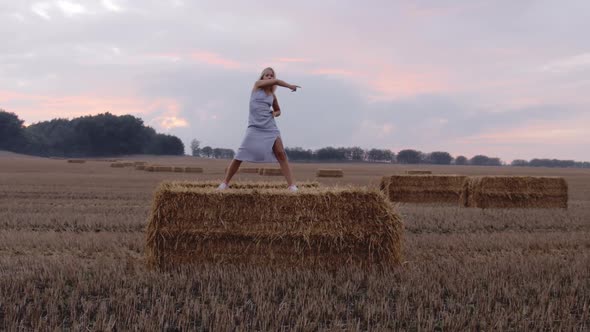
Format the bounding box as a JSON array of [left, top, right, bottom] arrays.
[[190, 139, 235, 159], [0, 110, 184, 157]]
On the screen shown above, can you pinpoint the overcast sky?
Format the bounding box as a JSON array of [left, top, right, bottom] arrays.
[[1, 0, 590, 161]]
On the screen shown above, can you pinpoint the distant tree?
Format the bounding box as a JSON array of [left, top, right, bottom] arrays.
[[511, 159, 529, 167], [470, 155, 502, 166], [144, 133, 185, 155], [201, 146, 213, 158], [367, 149, 394, 162], [316, 146, 346, 161], [427, 151, 453, 165], [190, 139, 200, 157], [455, 155, 468, 165], [0, 110, 27, 152], [397, 149, 423, 164], [349, 147, 366, 161], [285, 147, 314, 161]]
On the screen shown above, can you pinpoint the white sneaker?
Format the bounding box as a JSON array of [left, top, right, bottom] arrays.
[[217, 182, 229, 190], [288, 185, 298, 192]]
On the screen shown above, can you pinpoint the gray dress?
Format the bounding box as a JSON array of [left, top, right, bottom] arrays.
[[235, 89, 283, 163]]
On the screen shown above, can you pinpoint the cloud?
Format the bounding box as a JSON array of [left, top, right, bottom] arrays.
[[30, 2, 52, 20], [55, 1, 88, 17], [540, 52, 590, 74], [101, 0, 122, 12]]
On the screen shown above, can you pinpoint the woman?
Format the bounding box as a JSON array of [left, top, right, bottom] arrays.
[[218, 67, 301, 191]]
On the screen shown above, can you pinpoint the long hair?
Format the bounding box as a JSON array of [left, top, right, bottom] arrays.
[[258, 67, 277, 93]]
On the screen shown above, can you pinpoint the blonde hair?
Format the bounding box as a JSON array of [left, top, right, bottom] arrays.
[[258, 67, 277, 93]]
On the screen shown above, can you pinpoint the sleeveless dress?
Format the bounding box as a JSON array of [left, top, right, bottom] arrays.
[[234, 89, 284, 163]]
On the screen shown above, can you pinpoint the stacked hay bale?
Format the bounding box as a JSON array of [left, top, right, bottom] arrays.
[[260, 168, 283, 176], [317, 169, 344, 178], [146, 183, 403, 269], [406, 170, 432, 175], [134, 161, 147, 167], [184, 167, 204, 173], [144, 165, 155, 172], [135, 165, 146, 170], [380, 175, 467, 204], [173, 166, 184, 173], [111, 162, 125, 168], [67, 159, 86, 164], [170, 180, 320, 190], [462, 176, 568, 209]]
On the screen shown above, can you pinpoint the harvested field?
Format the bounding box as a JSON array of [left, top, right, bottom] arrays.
[[463, 176, 568, 209], [381, 174, 467, 204], [146, 183, 402, 268], [317, 169, 344, 177], [1, 155, 589, 330], [260, 168, 283, 176], [406, 170, 432, 174]]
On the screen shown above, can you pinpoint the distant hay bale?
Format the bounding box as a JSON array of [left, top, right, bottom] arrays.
[[154, 166, 173, 172], [462, 176, 568, 209], [121, 162, 134, 167], [146, 183, 403, 269], [258, 168, 264, 175], [169, 180, 320, 190], [317, 169, 344, 178], [260, 168, 283, 176], [110, 162, 125, 168], [135, 165, 146, 170], [145, 165, 155, 172], [380, 175, 467, 204], [134, 161, 147, 166], [67, 159, 85, 164], [224, 167, 260, 174], [184, 167, 204, 173], [406, 170, 432, 175], [173, 166, 184, 173]]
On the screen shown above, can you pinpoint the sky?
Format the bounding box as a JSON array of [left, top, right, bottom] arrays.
[[1, 0, 590, 162]]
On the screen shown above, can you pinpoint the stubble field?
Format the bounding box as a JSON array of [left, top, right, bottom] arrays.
[[1, 153, 589, 330]]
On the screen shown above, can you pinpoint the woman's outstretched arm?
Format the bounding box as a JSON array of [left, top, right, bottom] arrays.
[[254, 79, 300, 91]]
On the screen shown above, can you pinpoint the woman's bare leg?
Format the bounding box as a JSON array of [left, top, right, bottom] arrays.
[[272, 137, 294, 186], [223, 159, 242, 184]]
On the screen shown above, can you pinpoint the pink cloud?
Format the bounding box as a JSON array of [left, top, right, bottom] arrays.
[[275, 57, 312, 63], [190, 51, 242, 69], [0, 90, 185, 130]]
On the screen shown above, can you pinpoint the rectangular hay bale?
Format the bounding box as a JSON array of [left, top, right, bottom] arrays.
[[146, 184, 403, 268], [381, 175, 467, 204], [173, 166, 184, 173], [462, 176, 568, 209], [184, 167, 204, 173], [67, 159, 86, 163], [317, 169, 344, 178], [135, 165, 146, 170], [169, 180, 320, 190], [111, 162, 125, 168], [154, 166, 173, 172]]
